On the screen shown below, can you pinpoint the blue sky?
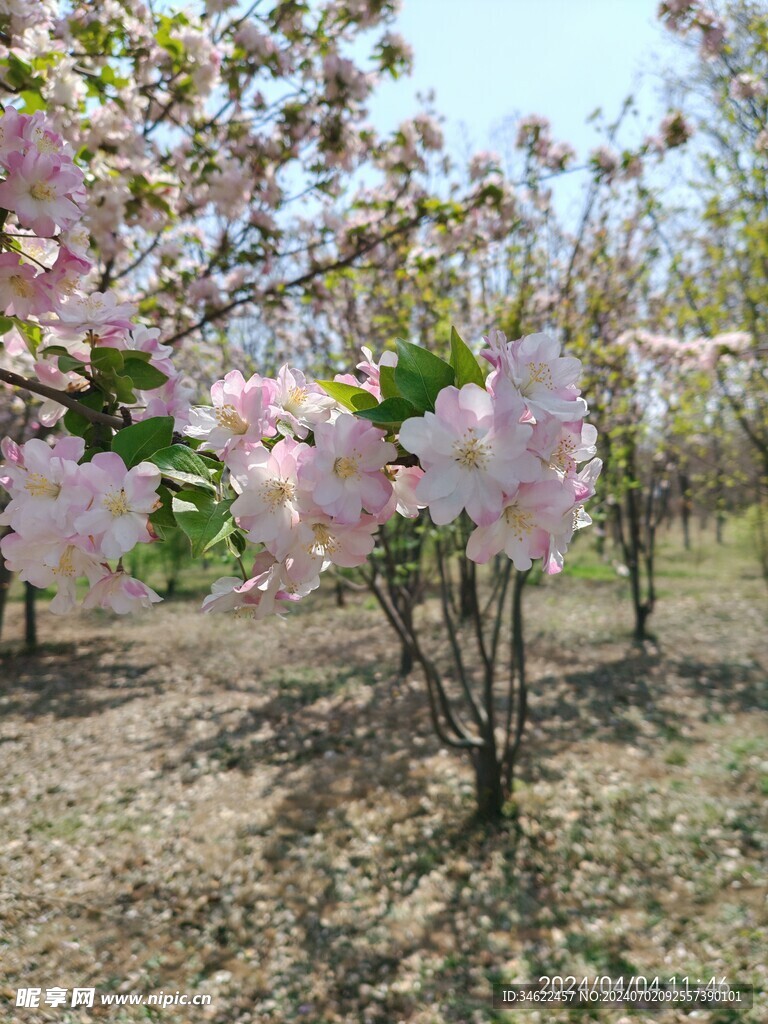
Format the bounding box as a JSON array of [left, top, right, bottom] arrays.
[[365, 0, 679, 199]]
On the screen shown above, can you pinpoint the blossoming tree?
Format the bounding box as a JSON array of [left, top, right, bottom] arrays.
[[0, 104, 601, 818]]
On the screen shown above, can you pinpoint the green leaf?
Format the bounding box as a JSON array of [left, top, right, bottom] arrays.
[[378, 363, 399, 400], [17, 320, 42, 356], [111, 416, 173, 468], [62, 391, 105, 439], [0, 316, 15, 335], [113, 375, 137, 404], [149, 485, 177, 539], [39, 345, 71, 358], [394, 339, 455, 413], [355, 397, 418, 427], [449, 326, 485, 388], [150, 445, 216, 491], [317, 380, 378, 412], [172, 491, 235, 557], [20, 89, 46, 114], [123, 357, 169, 390], [90, 346, 125, 374], [58, 353, 86, 374], [225, 530, 247, 558]]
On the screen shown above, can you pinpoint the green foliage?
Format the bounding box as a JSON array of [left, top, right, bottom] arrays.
[[449, 326, 485, 388], [62, 391, 106, 440], [316, 380, 378, 411], [394, 338, 455, 413], [355, 397, 418, 427], [149, 445, 217, 492], [171, 491, 236, 557], [111, 417, 174, 468]]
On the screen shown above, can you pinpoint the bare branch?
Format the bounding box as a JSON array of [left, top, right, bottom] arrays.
[[0, 368, 124, 430]]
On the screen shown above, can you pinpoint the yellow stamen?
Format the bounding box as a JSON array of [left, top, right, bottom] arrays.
[[503, 504, 534, 540], [103, 489, 129, 516], [453, 433, 489, 470], [528, 361, 554, 388], [261, 478, 295, 510], [215, 403, 248, 434], [53, 547, 77, 578], [30, 181, 56, 202], [333, 455, 359, 480], [309, 522, 338, 556], [25, 473, 60, 498], [10, 275, 34, 298], [285, 385, 307, 412]]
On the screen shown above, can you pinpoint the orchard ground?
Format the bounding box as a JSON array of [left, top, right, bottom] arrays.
[[0, 523, 766, 1024]]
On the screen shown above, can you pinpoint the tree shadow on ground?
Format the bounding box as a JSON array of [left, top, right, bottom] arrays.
[[674, 659, 767, 713], [155, 666, 443, 811], [522, 646, 766, 776], [0, 637, 161, 719]]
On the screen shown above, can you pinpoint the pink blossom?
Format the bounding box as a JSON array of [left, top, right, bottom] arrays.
[[730, 73, 767, 101], [484, 331, 588, 421], [356, 346, 398, 399], [399, 383, 539, 527], [0, 253, 50, 319], [466, 466, 600, 574], [529, 418, 598, 475], [659, 111, 694, 149], [282, 513, 380, 584], [228, 437, 307, 559], [0, 106, 30, 164], [32, 359, 89, 426], [50, 291, 137, 339], [0, 148, 84, 235], [590, 145, 620, 178], [299, 414, 396, 523], [83, 571, 162, 614], [271, 365, 335, 438], [74, 453, 161, 559], [0, 435, 87, 532], [135, 376, 195, 432], [201, 553, 314, 618], [0, 533, 104, 615], [186, 369, 277, 456], [45, 245, 92, 295], [387, 465, 425, 520], [466, 478, 577, 568]]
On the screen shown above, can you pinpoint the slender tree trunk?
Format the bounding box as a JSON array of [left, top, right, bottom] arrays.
[[24, 582, 37, 652], [472, 743, 504, 822], [715, 511, 725, 545], [504, 569, 530, 795], [678, 470, 692, 551], [0, 526, 11, 642]]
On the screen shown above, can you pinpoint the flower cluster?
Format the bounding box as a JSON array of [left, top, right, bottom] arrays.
[[400, 332, 601, 573], [0, 108, 86, 324], [184, 366, 401, 618], [0, 435, 162, 614], [0, 329, 601, 615], [0, 112, 602, 621], [0, 108, 193, 433]]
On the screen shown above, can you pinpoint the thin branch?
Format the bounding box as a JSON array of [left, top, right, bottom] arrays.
[[0, 369, 124, 429], [160, 210, 427, 347], [435, 540, 486, 731]]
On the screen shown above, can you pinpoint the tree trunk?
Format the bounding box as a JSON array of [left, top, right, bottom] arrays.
[[398, 639, 413, 677], [24, 582, 37, 652], [0, 526, 11, 642], [472, 744, 504, 822], [715, 511, 725, 545], [678, 470, 692, 551]]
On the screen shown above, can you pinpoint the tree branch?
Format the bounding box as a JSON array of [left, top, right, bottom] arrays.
[[0, 368, 124, 430]]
